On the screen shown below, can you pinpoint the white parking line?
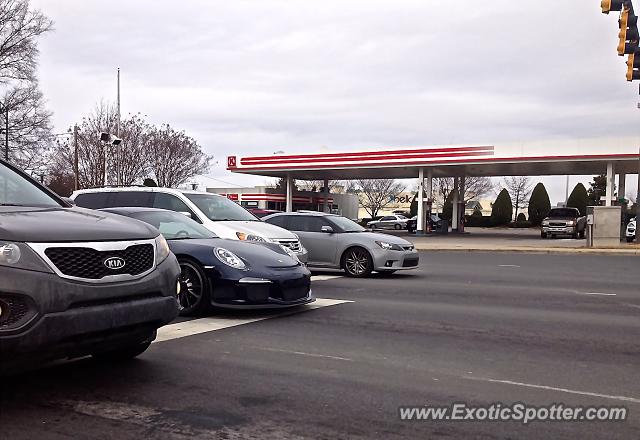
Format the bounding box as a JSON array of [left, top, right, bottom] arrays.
[[464, 376, 640, 404], [258, 347, 353, 361], [311, 275, 344, 281], [498, 264, 521, 268], [580, 292, 617, 296], [154, 298, 352, 343]]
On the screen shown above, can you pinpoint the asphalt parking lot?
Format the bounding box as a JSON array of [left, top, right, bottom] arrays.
[[2, 251, 639, 439]]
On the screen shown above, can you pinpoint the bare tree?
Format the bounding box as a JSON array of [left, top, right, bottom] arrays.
[[0, 0, 53, 167], [146, 124, 212, 188], [433, 176, 493, 208], [503, 176, 532, 220], [108, 113, 152, 185], [2, 81, 52, 170], [298, 179, 341, 192], [0, 0, 53, 84], [356, 179, 405, 218]]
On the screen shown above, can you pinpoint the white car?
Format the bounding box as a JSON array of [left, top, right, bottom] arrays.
[[626, 218, 636, 243], [366, 215, 408, 230], [71, 187, 308, 262]]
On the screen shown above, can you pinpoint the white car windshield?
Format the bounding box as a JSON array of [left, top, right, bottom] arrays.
[[185, 193, 259, 222]]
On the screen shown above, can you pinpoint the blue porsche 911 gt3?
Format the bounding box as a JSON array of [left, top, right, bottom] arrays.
[[103, 208, 314, 315]]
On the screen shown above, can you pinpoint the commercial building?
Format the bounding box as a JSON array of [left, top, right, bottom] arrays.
[[206, 185, 359, 219]]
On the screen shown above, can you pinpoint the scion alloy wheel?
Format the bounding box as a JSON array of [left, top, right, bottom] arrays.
[[343, 247, 372, 277]]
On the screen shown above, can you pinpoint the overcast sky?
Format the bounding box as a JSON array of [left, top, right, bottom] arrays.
[[31, 0, 640, 203]]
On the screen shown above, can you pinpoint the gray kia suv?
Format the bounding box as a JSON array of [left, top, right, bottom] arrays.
[[0, 159, 180, 372]]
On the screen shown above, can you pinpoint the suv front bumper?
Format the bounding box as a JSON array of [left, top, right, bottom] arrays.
[[0, 256, 180, 367]]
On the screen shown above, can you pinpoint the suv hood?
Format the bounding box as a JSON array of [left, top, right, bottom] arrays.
[[0, 207, 159, 242], [544, 217, 576, 222], [215, 220, 298, 240]]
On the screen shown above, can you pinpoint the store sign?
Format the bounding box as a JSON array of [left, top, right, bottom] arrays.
[[227, 156, 237, 167], [227, 193, 239, 201]]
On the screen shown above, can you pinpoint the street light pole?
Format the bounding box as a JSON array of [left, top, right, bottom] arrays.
[[116, 67, 121, 186]]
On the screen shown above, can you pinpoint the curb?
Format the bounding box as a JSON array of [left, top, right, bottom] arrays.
[[412, 246, 640, 256]]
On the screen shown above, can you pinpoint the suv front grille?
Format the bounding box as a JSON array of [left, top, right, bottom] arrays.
[[45, 244, 154, 280], [277, 239, 303, 253]]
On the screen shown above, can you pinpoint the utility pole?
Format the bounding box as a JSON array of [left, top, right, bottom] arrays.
[[2, 103, 7, 161], [116, 67, 121, 186], [637, 147, 640, 223], [73, 124, 79, 190]]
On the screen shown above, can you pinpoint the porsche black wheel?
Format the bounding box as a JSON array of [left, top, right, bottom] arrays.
[[178, 259, 211, 316]]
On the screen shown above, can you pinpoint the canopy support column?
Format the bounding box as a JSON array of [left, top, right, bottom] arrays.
[[286, 174, 293, 212], [417, 168, 424, 234]]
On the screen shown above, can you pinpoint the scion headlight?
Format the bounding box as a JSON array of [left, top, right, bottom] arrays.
[[375, 241, 404, 251], [155, 235, 171, 263], [236, 232, 266, 242], [214, 247, 246, 269], [1, 242, 52, 272]]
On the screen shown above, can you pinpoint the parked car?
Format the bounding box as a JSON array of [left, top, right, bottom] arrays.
[[406, 214, 443, 233], [103, 208, 313, 314], [626, 217, 636, 243], [0, 160, 180, 372], [248, 208, 282, 218], [366, 215, 408, 230], [264, 212, 419, 277], [71, 187, 308, 263], [541, 207, 587, 239]]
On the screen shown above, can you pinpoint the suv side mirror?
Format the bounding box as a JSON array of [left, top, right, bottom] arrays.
[[321, 225, 334, 233], [179, 211, 192, 219], [62, 197, 75, 206]]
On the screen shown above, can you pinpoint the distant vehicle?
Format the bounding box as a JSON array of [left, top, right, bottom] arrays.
[[104, 208, 313, 314], [264, 212, 419, 277], [406, 214, 443, 233], [249, 208, 282, 218], [626, 218, 636, 243], [0, 159, 180, 371], [71, 187, 308, 263], [366, 215, 408, 230], [541, 207, 587, 239]]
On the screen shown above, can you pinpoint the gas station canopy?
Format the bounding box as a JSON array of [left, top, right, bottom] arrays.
[[227, 144, 640, 180]]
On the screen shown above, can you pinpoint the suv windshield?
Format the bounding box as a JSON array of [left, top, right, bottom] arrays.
[[184, 193, 259, 222], [548, 208, 578, 218], [0, 162, 61, 208], [329, 216, 365, 233]]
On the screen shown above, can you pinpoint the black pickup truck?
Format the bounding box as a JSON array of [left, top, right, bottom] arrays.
[[0, 159, 180, 372], [541, 207, 587, 239]]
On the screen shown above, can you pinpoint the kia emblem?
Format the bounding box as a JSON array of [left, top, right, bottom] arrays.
[[104, 256, 126, 270]]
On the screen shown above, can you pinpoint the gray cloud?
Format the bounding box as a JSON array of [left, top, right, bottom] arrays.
[[30, 0, 640, 199]]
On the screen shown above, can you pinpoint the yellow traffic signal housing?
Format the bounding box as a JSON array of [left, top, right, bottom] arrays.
[[602, 0, 624, 14], [617, 6, 639, 55], [626, 52, 640, 80]]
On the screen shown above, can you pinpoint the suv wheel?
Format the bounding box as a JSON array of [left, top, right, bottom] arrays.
[[178, 259, 211, 316], [342, 247, 373, 277], [394, 224, 402, 230]]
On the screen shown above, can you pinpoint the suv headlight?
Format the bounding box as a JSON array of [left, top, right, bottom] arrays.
[[280, 245, 300, 263], [542, 220, 549, 226], [375, 241, 404, 251], [236, 232, 267, 242], [155, 235, 171, 263], [2, 242, 53, 272], [214, 247, 246, 269], [566, 220, 575, 226]]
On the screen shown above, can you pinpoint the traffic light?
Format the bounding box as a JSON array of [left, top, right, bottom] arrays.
[[617, 5, 639, 55], [602, 0, 624, 14], [626, 51, 640, 79]]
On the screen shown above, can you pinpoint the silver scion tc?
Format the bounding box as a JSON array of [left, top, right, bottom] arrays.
[[264, 212, 419, 277]]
